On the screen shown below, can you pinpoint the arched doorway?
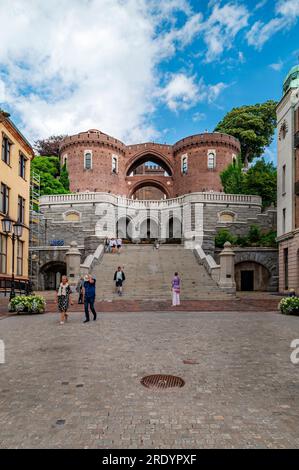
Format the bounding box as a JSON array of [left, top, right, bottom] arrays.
[[129, 179, 170, 200], [168, 217, 182, 242], [116, 217, 133, 241], [235, 261, 270, 291], [139, 218, 159, 242], [40, 261, 67, 290], [126, 152, 173, 177]]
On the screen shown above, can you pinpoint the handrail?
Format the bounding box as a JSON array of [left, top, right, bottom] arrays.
[[0, 277, 32, 297]]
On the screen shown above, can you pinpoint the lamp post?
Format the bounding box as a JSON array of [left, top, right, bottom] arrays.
[[1, 217, 23, 300]]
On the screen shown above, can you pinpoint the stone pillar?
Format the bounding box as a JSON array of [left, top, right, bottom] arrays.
[[65, 241, 81, 288], [219, 241, 236, 293]]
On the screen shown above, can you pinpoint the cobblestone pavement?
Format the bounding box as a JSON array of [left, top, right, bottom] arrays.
[[1, 310, 299, 449]]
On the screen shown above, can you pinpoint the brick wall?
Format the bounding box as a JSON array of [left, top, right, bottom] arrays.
[[61, 130, 240, 197]]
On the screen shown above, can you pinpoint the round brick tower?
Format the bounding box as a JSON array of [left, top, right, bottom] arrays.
[[60, 130, 241, 197]]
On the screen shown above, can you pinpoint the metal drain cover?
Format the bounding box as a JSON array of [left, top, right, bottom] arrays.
[[141, 374, 185, 390]]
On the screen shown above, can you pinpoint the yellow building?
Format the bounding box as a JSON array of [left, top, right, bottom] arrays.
[[0, 110, 34, 284]]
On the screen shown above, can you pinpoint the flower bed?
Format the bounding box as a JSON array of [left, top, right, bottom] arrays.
[[279, 296, 299, 316], [8, 295, 46, 314]]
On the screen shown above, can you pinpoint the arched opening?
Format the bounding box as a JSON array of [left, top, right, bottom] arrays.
[[126, 153, 173, 177], [116, 217, 133, 241], [139, 218, 159, 242], [235, 261, 270, 291], [168, 217, 182, 242], [40, 261, 67, 290], [129, 180, 170, 200]]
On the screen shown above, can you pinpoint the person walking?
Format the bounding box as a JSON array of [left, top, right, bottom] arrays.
[[83, 274, 97, 323], [76, 275, 84, 304], [116, 237, 122, 254], [114, 266, 126, 296], [171, 272, 181, 306], [57, 275, 73, 325]]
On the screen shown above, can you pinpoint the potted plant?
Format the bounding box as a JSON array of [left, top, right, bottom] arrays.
[[279, 296, 299, 316], [8, 295, 46, 314]]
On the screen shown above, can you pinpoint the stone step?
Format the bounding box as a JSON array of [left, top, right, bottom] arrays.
[[91, 244, 231, 301]]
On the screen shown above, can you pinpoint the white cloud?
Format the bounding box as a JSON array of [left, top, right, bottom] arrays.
[[203, 3, 249, 62], [247, 0, 299, 49], [192, 111, 206, 122], [0, 0, 236, 143], [269, 60, 284, 71], [161, 73, 228, 111], [161, 74, 199, 111], [0, 0, 208, 143]]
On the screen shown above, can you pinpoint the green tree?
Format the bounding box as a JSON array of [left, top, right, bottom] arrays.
[[215, 100, 277, 167], [244, 159, 277, 209], [31, 156, 70, 196], [220, 158, 277, 209], [60, 163, 70, 191], [220, 155, 245, 194]]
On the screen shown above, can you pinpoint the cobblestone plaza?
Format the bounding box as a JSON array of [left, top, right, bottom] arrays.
[[1, 309, 299, 449]]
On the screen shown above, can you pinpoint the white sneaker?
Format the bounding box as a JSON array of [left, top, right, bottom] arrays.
[[60, 321, 64, 325]]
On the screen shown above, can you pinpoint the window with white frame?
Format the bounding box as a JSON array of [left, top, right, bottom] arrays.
[[207, 150, 216, 169], [112, 154, 118, 174], [181, 154, 188, 175], [232, 153, 237, 165], [84, 150, 92, 170]]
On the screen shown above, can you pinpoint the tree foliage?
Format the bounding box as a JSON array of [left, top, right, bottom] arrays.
[[220, 158, 277, 208], [31, 156, 70, 196], [34, 135, 67, 157], [215, 100, 277, 166]]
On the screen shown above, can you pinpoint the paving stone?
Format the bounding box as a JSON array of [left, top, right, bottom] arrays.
[[0, 310, 299, 448]]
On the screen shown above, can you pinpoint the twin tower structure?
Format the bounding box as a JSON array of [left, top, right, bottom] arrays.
[[59, 130, 241, 199]]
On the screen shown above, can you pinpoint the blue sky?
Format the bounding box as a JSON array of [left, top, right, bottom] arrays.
[[0, 0, 299, 164]]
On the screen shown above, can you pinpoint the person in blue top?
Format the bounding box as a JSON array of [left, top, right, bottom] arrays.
[[83, 274, 97, 323]]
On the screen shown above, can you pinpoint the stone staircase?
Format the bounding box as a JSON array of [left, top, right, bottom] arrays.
[[91, 244, 232, 301]]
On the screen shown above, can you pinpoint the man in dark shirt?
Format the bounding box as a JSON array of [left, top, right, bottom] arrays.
[[83, 275, 97, 323]]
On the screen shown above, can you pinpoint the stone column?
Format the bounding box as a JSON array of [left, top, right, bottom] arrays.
[[65, 241, 81, 288], [219, 241, 236, 293]]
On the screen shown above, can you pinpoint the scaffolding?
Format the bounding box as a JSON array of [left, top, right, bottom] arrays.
[[29, 170, 41, 287]]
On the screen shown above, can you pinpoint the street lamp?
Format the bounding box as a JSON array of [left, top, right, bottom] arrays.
[[1, 217, 23, 299]]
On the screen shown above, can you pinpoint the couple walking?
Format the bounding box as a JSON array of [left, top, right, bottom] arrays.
[[57, 274, 97, 324]]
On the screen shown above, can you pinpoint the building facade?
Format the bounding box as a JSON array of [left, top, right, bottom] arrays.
[[0, 111, 34, 283], [277, 65, 299, 292], [60, 131, 241, 198]]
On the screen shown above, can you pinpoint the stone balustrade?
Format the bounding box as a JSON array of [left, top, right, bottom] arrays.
[[40, 191, 262, 208]]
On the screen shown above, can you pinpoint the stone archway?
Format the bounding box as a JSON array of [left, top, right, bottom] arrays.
[[235, 261, 270, 291], [234, 249, 278, 292], [126, 151, 173, 177], [128, 179, 171, 199], [40, 261, 67, 290]]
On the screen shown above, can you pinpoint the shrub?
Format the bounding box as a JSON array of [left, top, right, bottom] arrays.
[[9, 295, 46, 314], [215, 229, 237, 248], [247, 224, 262, 245], [279, 297, 299, 315]]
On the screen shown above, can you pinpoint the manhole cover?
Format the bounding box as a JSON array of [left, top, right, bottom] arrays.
[[56, 419, 66, 426], [141, 374, 185, 390]]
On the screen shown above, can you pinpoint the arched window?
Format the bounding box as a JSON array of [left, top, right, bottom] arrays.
[[112, 154, 118, 174], [64, 211, 81, 222], [84, 150, 92, 170], [207, 150, 216, 169], [218, 211, 236, 223], [181, 154, 188, 175]]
